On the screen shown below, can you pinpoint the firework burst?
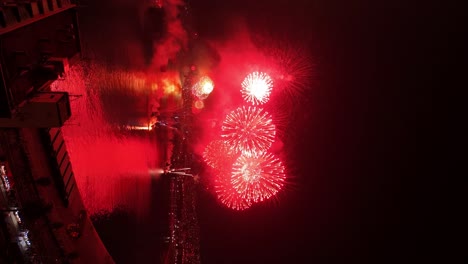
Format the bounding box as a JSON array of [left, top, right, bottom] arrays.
[[203, 140, 238, 171], [192, 76, 214, 99], [269, 42, 313, 104], [241, 71, 273, 105], [231, 152, 286, 203], [250, 33, 313, 105], [221, 106, 276, 155], [214, 172, 252, 210]]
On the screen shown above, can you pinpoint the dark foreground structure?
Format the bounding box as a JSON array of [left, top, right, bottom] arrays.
[[153, 52, 202, 264], [152, 172, 200, 264], [0, 1, 113, 263], [1, 1, 201, 263]]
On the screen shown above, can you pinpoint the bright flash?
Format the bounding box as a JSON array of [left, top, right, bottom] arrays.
[[241, 72, 273, 105], [192, 76, 214, 100], [201, 80, 214, 94]]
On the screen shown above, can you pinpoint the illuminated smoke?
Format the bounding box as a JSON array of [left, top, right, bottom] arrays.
[[231, 152, 285, 203], [221, 106, 276, 155], [152, 0, 188, 69], [241, 71, 273, 105]]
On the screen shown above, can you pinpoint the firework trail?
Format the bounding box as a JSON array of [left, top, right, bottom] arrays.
[[241, 71, 273, 105], [221, 106, 276, 155], [231, 152, 285, 203]]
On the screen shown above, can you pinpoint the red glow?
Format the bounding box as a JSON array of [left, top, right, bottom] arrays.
[[194, 100, 204, 109], [153, 0, 163, 8], [151, 0, 188, 71], [51, 63, 158, 216]]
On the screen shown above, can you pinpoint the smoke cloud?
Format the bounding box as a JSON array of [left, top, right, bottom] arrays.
[[151, 0, 188, 70]]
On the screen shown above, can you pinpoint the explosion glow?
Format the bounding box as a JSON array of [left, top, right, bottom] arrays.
[[192, 76, 214, 99], [203, 140, 238, 170], [241, 72, 273, 105], [231, 152, 285, 203], [221, 106, 276, 155]]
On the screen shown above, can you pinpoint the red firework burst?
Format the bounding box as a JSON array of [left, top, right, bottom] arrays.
[[241, 72, 273, 105], [231, 152, 285, 203], [214, 172, 252, 210], [203, 140, 238, 170], [192, 76, 214, 100], [221, 106, 276, 155], [267, 40, 313, 104]]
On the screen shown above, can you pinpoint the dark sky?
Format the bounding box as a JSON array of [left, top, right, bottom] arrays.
[[78, 0, 441, 263], [191, 1, 437, 263]]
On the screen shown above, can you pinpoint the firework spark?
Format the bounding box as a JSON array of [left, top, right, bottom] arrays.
[[241, 72, 273, 105], [231, 152, 285, 203], [221, 106, 276, 155]]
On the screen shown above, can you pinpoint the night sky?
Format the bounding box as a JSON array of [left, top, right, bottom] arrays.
[[192, 1, 436, 263], [80, 0, 438, 263]]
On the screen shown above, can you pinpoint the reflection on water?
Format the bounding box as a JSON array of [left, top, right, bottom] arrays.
[[51, 62, 160, 217]]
